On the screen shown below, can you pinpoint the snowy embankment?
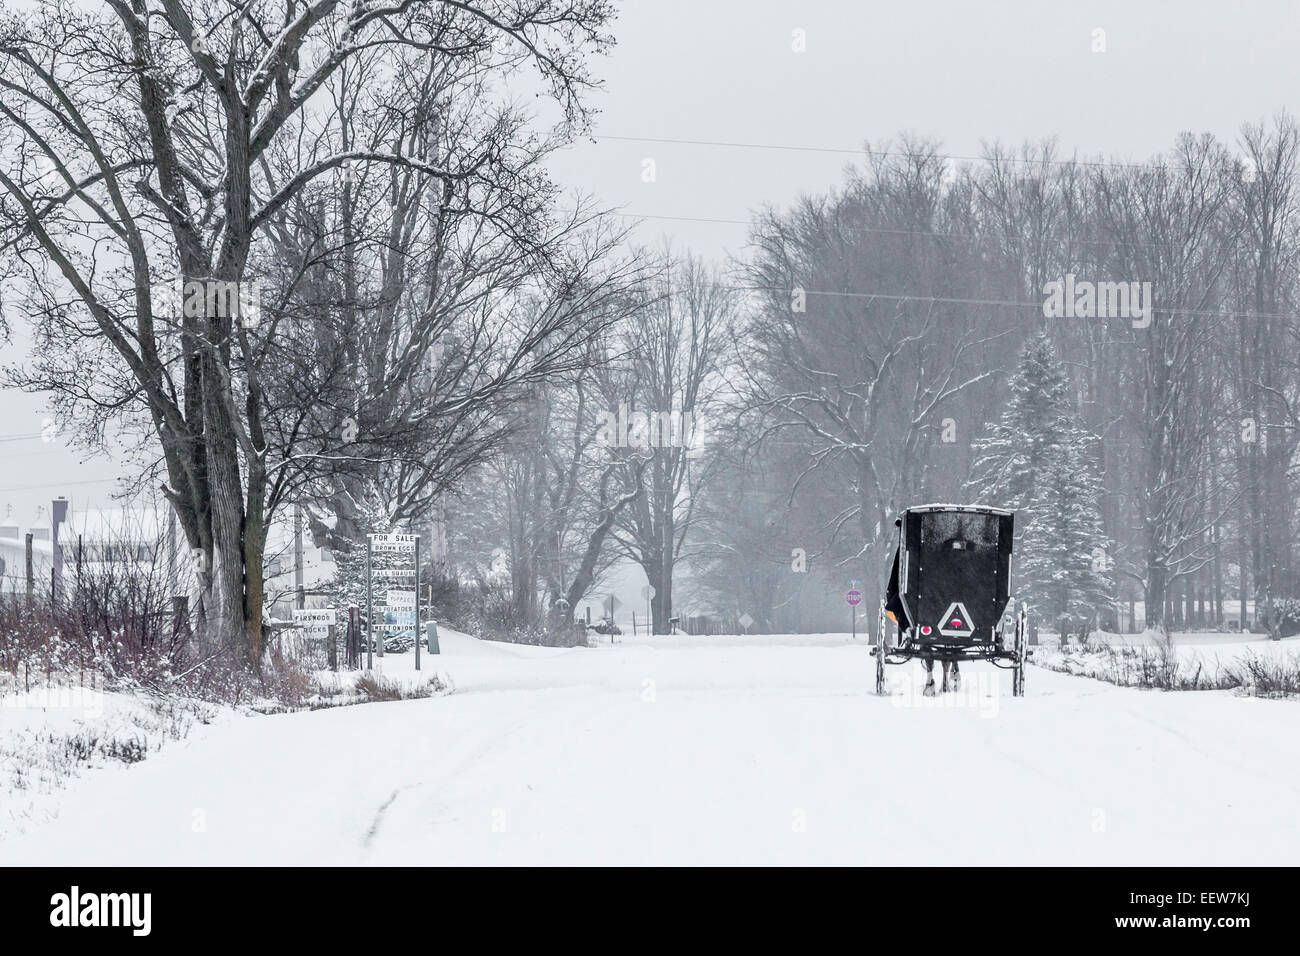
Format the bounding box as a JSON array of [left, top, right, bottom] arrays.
[[1033, 630, 1300, 693], [1, 675, 220, 838], [3, 629, 1299, 865]]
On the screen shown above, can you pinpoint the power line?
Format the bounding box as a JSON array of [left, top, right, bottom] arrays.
[[609, 212, 751, 227], [594, 134, 1191, 172], [0, 476, 121, 494], [603, 210, 1207, 253], [597, 134, 864, 156], [0, 446, 80, 462], [691, 282, 1300, 323]]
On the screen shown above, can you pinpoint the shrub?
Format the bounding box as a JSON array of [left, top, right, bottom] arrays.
[[354, 671, 446, 703], [1034, 636, 1300, 696], [0, 524, 318, 708], [1224, 652, 1300, 697]]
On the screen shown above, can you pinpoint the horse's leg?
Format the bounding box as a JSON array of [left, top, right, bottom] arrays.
[[951, 659, 961, 691], [922, 654, 937, 696], [941, 660, 951, 693]]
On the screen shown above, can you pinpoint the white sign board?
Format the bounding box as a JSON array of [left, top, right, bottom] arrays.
[[364, 531, 421, 670], [292, 608, 336, 637], [370, 533, 417, 552]]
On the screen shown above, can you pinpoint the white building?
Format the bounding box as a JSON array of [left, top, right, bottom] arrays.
[[0, 498, 338, 621], [0, 514, 53, 595]]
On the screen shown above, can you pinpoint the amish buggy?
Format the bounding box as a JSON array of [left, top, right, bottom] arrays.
[[870, 504, 1029, 696]]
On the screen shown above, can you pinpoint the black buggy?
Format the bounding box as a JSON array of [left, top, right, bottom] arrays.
[[869, 504, 1029, 696]]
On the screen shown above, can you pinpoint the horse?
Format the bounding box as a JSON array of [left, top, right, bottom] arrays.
[[921, 654, 960, 695], [887, 606, 962, 695]]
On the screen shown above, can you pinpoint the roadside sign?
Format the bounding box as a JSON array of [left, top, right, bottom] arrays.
[[846, 589, 862, 606], [369, 533, 419, 544], [293, 608, 337, 624], [366, 533, 421, 671], [371, 541, 416, 553], [292, 607, 336, 638]]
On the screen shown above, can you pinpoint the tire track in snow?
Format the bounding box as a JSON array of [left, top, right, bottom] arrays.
[[357, 690, 587, 860], [363, 789, 402, 846], [1122, 705, 1300, 797]]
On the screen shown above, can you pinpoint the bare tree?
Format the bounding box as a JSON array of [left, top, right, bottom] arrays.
[[606, 253, 734, 633], [1227, 116, 1300, 634], [0, 0, 615, 660], [738, 144, 1006, 592], [1088, 134, 1236, 631]]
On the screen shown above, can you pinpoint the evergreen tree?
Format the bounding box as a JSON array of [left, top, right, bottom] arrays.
[[966, 331, 1113, 641]]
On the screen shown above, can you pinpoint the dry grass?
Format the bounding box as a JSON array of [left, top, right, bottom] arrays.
[[0, 694, 217, 836], [354, 671, 446, 702], [1036, 636, 1300, 697]]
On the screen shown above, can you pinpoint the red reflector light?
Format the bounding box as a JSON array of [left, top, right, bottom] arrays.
[[920, 625, 932, 635], [951, 620, 962, 627]]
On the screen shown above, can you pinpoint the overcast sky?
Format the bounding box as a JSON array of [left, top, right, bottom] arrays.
[[548, 0, 1300, 258], [3, 0, 1299, 525]]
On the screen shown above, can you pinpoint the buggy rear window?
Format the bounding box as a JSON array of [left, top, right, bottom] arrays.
[[920, 511, 1000, 549]]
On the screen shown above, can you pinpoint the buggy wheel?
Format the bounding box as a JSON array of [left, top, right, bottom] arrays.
[[1012, 602, 1027, 697], [875, 601, 887, 695]]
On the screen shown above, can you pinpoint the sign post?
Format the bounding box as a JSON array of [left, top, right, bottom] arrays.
[[846, 584, 863, 639], [366, 538, 373, 670], [414, 535, 421, 672], [290, 607, 338, 670], [291, 608, 336, 636], [366, 533, 420, 668]]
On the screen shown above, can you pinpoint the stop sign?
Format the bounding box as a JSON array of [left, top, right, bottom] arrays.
[[846, 589, 862, 606]]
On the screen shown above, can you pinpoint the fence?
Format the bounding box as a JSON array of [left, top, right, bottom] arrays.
[[0, 533, 53, 597], [679, 614, 741, 636]]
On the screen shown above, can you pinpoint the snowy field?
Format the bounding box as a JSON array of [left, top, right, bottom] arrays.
[[1063, 628, 1300, 657], [0, 679, 221, 839], [1033, 629, 1300, 687], [3, 629, 1299, 865]]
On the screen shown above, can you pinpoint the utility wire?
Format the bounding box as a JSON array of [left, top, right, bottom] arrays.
[[0, 476, 120, 494], [676, 281, 1300, 323], [602, 210, 1222, 253], [593, 134, 1233, 173]]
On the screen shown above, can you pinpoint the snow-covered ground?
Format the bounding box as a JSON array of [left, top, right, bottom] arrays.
[[1033, 629, 1300, 688], [1, 675, 220, 838], [3, 629, 1299, 865]]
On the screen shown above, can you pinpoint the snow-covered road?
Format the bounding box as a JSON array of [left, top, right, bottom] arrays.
[[5, 632, 1299, 865]]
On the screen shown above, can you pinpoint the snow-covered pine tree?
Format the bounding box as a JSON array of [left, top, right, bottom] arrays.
[[965, 330, 1113, 642]]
